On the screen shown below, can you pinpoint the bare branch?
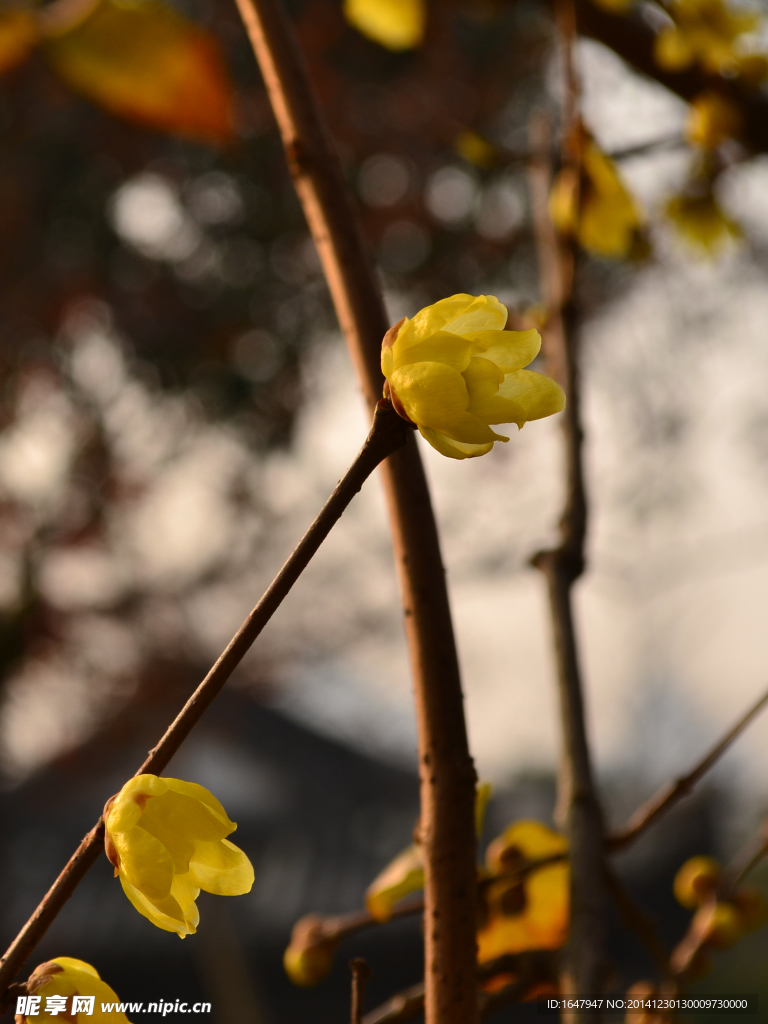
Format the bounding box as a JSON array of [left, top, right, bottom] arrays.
[[0, 403, 409, 998], [608, 687, 768, 850], [228, 2, 479, 1023]]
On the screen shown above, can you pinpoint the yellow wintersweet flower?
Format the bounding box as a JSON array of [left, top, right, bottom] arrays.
[[477, 820, 569, 962], [664, 190, 740, 255], [105, 774, 254, 937], [686, 91, 741, 149], [343, 0, 425, 50], [550, 137, 644, 259], [654, 0, 760, 74], [20, 957, 130, 1022], [382, 294, 565, 460]]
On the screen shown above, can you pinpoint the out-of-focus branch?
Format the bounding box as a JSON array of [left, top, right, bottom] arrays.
[[350, 958, 371, 1024], [609, 687, 768, 850], [574, 0, 768, 156], [603, 865, 670, 978], [362, 952, 558, 1024], [0, 403, 409, 1004], [229, 3, 479, 1024], [670, 819, 768, 977], [527, 2, 606, 1014]]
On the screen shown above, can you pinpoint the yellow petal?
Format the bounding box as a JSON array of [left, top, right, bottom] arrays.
[[188, 837, 255, 895], [50, 958, 100, 980], [465, 329, 541, 371], [462, 356, 505, 405], [163, 777, 236, 830], [343, 0, 425, 50], [170, 872, 202, 929], [496, 370, 565, 425], [366, 844, 424, 922], [392, 330, 473, 373], [418, 427, 496, 460], [32, 959, 132, 1023], [402, 293, 507, 345], [487, 820, 568, 872], [390, 362, 500, 443], [113, 825, 175, 900], [143, 788, 233, 841], [119, 871, 194, 936]]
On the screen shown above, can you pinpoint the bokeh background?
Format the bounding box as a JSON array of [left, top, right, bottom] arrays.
[[2, 0, 768, 1019]]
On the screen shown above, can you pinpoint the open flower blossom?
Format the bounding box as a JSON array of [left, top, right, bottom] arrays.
[[382, 294, 565, 460], [105, 775, 254, 937], [343, 0, 424, 50], [477, 820, 569, 962], [19, 957, 130, 1022], [549, 134, 645, 259]]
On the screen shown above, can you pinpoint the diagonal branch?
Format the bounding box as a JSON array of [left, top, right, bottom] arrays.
[[608, 686, 768, 850], [0, 402, 409, 1003], [228, 3, 479, 1023]]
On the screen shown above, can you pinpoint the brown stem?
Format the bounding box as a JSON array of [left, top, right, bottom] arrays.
[[608, 687, 768, 851], [228, 3, 479, 1023], [0, 403, 409, 999], [350, 958, 371, 1024], [362, 952, 558, 1024], [528, 6, 606, 1012]]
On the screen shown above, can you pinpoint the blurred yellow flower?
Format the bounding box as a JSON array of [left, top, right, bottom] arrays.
[[549, 137, 644, 259], [686, 91, 741, 149], [20, 957, 130, 1022], [477, 820, 569, 962], [343, 0, 425, 50], [366, 843, 424, 921], [664, 190, 740, 255], [382, 294, 565, 460], [105, 774, 254, 937], [654, 0, 760, 74], [455, 130, 497, 168]]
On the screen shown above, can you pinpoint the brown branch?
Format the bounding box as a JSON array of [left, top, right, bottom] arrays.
[[608, 686, 768, 850], [350, 958, 371, 1024], [0, 402, 409, 1000], [228, 3, 479, 1024], [528, 4, 606, 1014], [362, 952, 558, 1024], [670, 818, 768, 978]]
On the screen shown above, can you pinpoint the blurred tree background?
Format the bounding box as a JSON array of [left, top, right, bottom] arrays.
[[3, 0, 768, 1019]]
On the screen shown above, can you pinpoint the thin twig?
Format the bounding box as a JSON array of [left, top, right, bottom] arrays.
[[603, 865, 670, 979], [350, 958, 371, 1024], [670, 818, 768, 978], [0, 403, 409, 1000], [229, 3, 479, 1024], [527, 3, 607, 1013], [608, 687, 768, 850]]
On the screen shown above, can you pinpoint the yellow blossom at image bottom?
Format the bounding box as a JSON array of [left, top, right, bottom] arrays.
[[477, 820, 569, 961], [382, 293, 565, 460], [19, 957, 130, 1023], [105, 774, 254, 937]]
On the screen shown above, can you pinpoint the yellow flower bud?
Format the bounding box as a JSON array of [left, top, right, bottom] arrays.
[[673, 855, 721, 909], [283, 915, 339, 987], [21, 957, 130, 1022], [381, 294, 565, 460], [366, 843, 424, 922], [686, 92, 741, 150], [105, 774, 254, 937], [343, 0, 425, 50], [695, 900, 744, 948]]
